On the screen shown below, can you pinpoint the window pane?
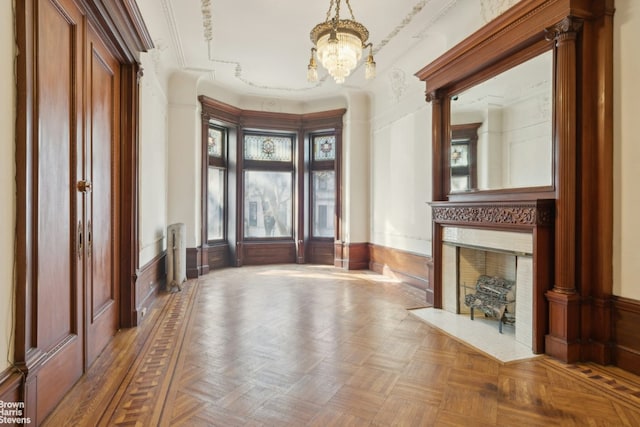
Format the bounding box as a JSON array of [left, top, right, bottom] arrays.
[[208, 127, 223, 157], [244, 171, 293, 238], [244, 134, 292, 161], [207, 167, 224, 240], [450, 175, 470, 192], [313, 135, 336, 161], [312, 171, 335, 238]]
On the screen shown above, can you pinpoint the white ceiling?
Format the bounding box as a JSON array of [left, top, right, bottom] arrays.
[[135, 0, 516, 101]]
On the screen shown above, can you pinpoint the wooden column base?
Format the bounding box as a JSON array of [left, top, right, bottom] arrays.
[[545, 290, 581, 362]]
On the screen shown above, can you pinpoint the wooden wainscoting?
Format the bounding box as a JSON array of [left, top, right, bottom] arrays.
[[307, 240, 334, 265], [613, 296, 640, 376], [206, 243, 231, 270], [334, 242, 369, 270], [134, 252, 167, 325], [241, 242, 297, 265], [186, 247, 202, 279], [369, 244, 432, 294], [0, 368, 22, 404]]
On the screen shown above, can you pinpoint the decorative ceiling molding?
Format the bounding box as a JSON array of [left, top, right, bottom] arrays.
[[379, 0, 457, 49], [187, 0, 456, 93], [201, 0, 213, 42], [388, 68, 408, 103], [161, 0, 187, 67], [480, 0, 520, 24]]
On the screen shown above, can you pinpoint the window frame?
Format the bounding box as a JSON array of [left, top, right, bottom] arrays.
[[241, 131, 296, 242], [204, 123, 228, 244], [309, 131, 337, 241]]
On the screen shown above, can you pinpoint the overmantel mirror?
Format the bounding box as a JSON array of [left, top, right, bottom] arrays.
[[448, 50, 554, 195], [413, 0, 586, 202]]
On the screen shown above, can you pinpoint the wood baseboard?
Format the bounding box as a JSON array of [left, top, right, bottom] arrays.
[[0, 367, 22, 404], [369, 244, 432, 294], [613, 296, 640, 375], [186, 247, 201, 278], [334, 242, 369, 270], [134, 251, 166, 325]]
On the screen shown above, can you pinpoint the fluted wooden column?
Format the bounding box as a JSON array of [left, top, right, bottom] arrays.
[[427, 90, 444, 307], [545, 16, 583, 362]]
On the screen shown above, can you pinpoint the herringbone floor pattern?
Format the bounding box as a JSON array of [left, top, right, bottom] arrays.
[[45, 265, 640, 426]]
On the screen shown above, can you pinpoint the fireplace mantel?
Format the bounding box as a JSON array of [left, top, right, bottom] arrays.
[[431, 200, 555, 231], [418, 0, 614, 364]]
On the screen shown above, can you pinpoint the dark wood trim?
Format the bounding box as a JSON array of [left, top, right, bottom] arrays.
[[241, 242, 297, 265], [119, 63, 141, 328], [307, 240, 334, 265], [0, 368, 22, 404], [415, 0, 567, 88], [186, 247, 201, 279], [578, 3, 616, 366], [431, 200, 555, 231], [612, 297, 640, 376], [80, 0, 153, 63], [369, 244, 432, 295], [133, 251, 166, 324], [205, 243, 231, 270], [336, 242, 369, 270]]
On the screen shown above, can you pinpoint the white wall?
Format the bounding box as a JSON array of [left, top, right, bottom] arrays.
[[167, 72, 202, 247], [1, 0, 15, 371], [614, 0, 640, 299], [343, 92, 371, 244], [139, 52, 170, 266], [367, 30, 448, 256]]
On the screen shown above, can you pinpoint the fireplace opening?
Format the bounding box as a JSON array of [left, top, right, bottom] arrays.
[[458, 247, 516, 333], [442, 234, 534, 350]]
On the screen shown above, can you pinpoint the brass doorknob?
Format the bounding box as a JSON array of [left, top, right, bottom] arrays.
[[77, 180, 92, 192]]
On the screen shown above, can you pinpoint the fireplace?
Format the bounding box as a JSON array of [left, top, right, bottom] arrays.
[[431, 200, 554, 354], [442, 227, 534, 349]]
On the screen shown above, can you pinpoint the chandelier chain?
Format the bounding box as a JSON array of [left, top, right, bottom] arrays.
[[345, 0, 356, 20], [325, 0, 335, 22]]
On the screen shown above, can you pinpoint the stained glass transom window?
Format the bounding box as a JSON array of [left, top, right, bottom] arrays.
[[208, 127, 223, 157], [313, 135, 336, 161], [244, 134, 292, 161]]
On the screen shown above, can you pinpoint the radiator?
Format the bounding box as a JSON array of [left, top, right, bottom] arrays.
[[166, 223, 186, 292]]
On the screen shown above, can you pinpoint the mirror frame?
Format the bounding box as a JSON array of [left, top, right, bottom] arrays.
[[416, 2, 562, 202]]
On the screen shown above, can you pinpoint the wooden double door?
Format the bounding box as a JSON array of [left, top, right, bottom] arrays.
[[27, 0, 121, 420]]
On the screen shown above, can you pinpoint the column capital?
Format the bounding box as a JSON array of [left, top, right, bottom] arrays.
[[545, 16, 584, 42]]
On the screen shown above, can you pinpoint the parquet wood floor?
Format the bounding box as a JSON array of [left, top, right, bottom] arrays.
[[44, 264, 640, 426]]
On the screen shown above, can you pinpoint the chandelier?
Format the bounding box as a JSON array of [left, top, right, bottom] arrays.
[[307, 0, 376, 84]]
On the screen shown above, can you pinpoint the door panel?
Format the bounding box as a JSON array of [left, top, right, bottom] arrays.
[[35, 0, 84, 420], [86, 25, 120, 367]]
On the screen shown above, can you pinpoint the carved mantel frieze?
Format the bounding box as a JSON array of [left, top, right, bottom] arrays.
[[431, 200, 555, 229]]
